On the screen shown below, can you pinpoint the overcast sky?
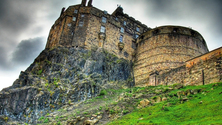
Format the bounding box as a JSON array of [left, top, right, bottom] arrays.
[[0, 0, 221, 90]]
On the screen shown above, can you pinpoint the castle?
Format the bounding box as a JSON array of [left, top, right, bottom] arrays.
[[46, 0, 222, 86]]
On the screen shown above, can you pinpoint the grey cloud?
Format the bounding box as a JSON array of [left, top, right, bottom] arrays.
[[11, 37, 45, 65], [0, 46, 10, 70]]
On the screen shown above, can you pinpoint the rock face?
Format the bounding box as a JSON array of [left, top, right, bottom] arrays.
[[0, 47, 133, 124]]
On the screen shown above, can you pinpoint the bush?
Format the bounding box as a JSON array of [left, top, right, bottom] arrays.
[[123, 110, 129, 114], [110, 109, 115, 114], [99, 90, 107, 96], [164, 107, 169, 111]]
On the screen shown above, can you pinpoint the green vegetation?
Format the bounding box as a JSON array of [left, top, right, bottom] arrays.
[[99, 90, 107, 96], [109, 82, 222, 124], [37, 69, 43, 75]]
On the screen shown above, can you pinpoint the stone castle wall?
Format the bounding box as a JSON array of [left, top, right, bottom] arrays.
[[155, 47, 222, 86], [44, 1, 222, 87], [134, 26, 209, 86], [46, 5, 149, 60]]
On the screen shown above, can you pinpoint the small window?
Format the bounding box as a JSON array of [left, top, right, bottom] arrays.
[[104, 11, 108, 14], [115, 17, 118, 21], [100, 26, 106, 33], [120, 27, 124, 33], [135, 34, 139, 39], [74, 9, 78, 14], [136, 27, 140, 32], [72, 17, 76, 21], [67, 23, 71, 27], [79, 21, 84, 26], [102, 17, 107, 23], [81, 14, 85, 17], [123, 21, 127, 26], [119, 35, 123, 42]]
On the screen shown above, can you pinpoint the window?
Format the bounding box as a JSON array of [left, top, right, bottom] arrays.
[[104, 11, 108, 14], [120, 27, 124, 33], [102, 17, 107, 23], [100, 26, 106, 33], [81, 14, 85, 17], [115, 17, 118, 21], [74, 9, 78, 14], [136, 27, 140, 32], [79, 21, 84, 26], [72, 17, 76, 21], [123, 21, 127, 26], [135, 34, 139, 39], [119, 35, 123, 42], [67, 23, 71, 27]]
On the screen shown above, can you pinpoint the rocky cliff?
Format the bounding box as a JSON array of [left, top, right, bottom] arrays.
[[0, 46, 133, 124]]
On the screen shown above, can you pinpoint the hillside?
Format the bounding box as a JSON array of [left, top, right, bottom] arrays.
[[109, 82, 222, 125], [1, 79, 221, 124]]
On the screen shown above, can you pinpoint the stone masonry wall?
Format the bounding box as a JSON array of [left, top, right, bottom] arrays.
[[84, 7, 137, 60], [134, 26, 209, 86], [45, 5, 149, 60], [157, 47, 222, 86]]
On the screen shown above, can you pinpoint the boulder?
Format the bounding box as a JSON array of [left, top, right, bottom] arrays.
[[156, 97, 162, 103], [138, 99, 150, 108], [162, 97, 167, 101]]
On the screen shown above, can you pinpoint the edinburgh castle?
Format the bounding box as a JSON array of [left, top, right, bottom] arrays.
[[46, 0, 221, 86]]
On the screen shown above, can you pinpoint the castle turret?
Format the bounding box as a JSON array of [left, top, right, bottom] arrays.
[[134, 26, 209, 86]]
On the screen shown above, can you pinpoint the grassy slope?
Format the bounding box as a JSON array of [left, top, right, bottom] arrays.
[[108, 82, 222, 125]]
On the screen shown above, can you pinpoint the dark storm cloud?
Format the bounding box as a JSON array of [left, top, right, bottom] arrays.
[[0, 47, 9, 70], [11, 37, 45, 65]]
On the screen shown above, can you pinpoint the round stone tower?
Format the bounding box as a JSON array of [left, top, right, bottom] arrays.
[[134, 26, 209, 86]]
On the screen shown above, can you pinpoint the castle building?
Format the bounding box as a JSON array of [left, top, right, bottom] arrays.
[[46, 0, 222, 86]]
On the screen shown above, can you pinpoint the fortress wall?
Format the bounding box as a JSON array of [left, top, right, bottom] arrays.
[[72, 7, 91, 47], [156, 47, 222, 86], [134, 26, 209, 86], [82, 7, 147, 60], [83, 7, 135, 60]]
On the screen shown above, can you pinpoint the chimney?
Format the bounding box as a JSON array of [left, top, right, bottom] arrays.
[[81, 0, 87, 6], [60, 7, 66, 16], [87, 0, 93, 7]]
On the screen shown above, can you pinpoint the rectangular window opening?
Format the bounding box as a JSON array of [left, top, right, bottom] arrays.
[[79, 21, 84, 27], [124, 21, 127, 26], [72, 17, 76, 21], [135, 34, 139, 39], [119, 35, 123, 42], [102, 17, 107, 23], [81, 14, 85, 18], [100, 26, 106, 33], [74, 9, 78, 14], [136, 27, 140, 32], [120, 27, 124, 33]]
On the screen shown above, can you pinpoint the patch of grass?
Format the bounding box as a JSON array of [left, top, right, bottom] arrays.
[[37, 69, 43, 75], [108, 82, 222, 125], [99, 90, 107, 96]]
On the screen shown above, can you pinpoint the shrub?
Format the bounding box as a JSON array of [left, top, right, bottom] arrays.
[[99, 90, 107, 96], [37, 69, 43, 75], [44, 118, 49, 123], [110, 109, 115, 114], [123, 110, 129, 114], [164, 107, 169, 111]]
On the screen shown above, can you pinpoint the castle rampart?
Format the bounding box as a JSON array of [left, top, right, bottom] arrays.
[[134, 26, 209, 86], [156, 47, 222, 86]]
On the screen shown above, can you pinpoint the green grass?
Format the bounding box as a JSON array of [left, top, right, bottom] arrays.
[[108, 82, 222, 125]]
